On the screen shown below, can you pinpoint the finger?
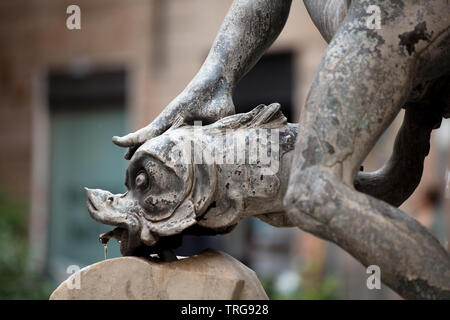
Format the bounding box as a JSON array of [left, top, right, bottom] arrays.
[[112, 126, 152, 147], [124, 145, 141, 160], [167, 113, 186, 131], [112, 107, 177, 147], [112, 133, 139, 147]]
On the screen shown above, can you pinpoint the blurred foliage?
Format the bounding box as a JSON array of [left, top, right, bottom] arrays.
[[0, 188, 53, 299], [297, 275, 340, 300], [262, 275, 341, 300], [261, 260, 342, 300]]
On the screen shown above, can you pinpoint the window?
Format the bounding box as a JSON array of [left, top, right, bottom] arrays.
[[47, 69, 128, 280]]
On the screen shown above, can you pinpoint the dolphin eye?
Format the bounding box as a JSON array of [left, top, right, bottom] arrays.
[[135, 172, 149, 190]]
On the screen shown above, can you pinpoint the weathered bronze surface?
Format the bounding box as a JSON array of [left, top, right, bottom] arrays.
[[87, 104, 297, 256], [89, 0, 449, 299]]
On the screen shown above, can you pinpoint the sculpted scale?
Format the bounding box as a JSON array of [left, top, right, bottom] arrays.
[[86, 0, 450, 299]]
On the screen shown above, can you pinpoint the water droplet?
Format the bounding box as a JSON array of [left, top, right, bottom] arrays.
[[104, 243, 108, 260]]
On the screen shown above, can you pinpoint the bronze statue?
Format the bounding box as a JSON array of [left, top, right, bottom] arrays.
[[86, 104, 296, 259], [87, 0, 449, 299]]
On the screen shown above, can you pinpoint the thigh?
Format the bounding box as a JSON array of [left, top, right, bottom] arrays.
[[294, 0, 449, 184]]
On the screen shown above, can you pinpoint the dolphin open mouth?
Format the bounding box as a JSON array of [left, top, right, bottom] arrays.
[[85, 188, 145, 257], [99, 226, 182, 260], [85, 187, 233, 261], [86, 187, 184, 260], [98, 227, 135, 257]]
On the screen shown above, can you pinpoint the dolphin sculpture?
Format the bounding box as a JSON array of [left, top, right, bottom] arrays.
[[86, 104, 297, 259]]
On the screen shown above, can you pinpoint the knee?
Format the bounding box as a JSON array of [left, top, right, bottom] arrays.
[[283, 166, 343, 237]]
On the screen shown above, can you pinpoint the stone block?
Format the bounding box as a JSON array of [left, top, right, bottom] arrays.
[[50, 249, 268, 300]]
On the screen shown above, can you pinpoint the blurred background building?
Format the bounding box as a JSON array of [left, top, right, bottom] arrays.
[[0, 0, 449, 299]]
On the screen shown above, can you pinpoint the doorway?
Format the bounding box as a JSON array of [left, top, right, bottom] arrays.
[[47, 69, 128, 279]]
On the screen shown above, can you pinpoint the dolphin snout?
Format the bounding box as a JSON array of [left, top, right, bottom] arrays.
[[85, 187, 128, 226]]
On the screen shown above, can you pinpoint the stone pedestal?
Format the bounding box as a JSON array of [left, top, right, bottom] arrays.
[[50, 249, 268, 300]]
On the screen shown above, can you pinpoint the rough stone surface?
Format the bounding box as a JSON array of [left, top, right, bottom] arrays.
[[50, 249, 268, 300]]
